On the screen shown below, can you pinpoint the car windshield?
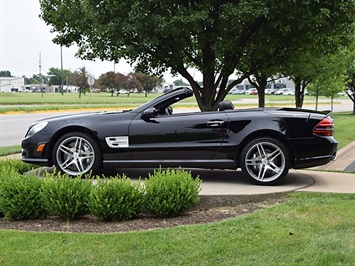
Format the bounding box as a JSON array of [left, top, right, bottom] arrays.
[[133, 87, 193, 113]]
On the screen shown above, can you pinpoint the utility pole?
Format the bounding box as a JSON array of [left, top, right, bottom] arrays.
[[39, 53, 43, 97], [39, 53, 42, 82], [61, 46, 64, 95]]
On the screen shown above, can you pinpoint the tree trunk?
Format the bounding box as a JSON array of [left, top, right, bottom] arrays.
[[346, 89, 355, 115], [294, 78, 302, 108], [331, 96, 334, 113], [177, 65, 247, 111], [248, 75, 267, 108], [293, 77, 310, 108], [315, 88, 319, 111]]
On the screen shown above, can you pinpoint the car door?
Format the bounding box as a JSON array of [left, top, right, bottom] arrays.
[[128, 111, 229, 163]]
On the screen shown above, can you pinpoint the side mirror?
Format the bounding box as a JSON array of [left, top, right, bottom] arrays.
[[141, 108, 157, 120]]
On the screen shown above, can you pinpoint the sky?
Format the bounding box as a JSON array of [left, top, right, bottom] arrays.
[[0, 0, 180, 82]]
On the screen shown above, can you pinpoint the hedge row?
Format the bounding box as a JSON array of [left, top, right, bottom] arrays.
[[0, 160, 201, 221]]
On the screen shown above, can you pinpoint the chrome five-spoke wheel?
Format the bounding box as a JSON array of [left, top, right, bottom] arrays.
[[240, 137, 289, 185], [52, 132, 101, 176]]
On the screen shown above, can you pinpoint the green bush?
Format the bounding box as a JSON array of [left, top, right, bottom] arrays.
[[89, 176, 144, 221], [0, 174, 45, 220], [41, 174, 92, 221], [144, 168, 201, 217], [0, 159, 34, 175]]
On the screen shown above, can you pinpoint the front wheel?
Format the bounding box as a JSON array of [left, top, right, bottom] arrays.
[[240, 137, 290, 185], [52, 132, 101, 176]]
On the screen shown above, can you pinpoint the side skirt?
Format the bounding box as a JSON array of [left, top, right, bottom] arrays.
[[103, 159, 237, 170]]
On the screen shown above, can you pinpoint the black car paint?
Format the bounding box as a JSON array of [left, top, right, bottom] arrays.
[[22, 87, 337, 179]]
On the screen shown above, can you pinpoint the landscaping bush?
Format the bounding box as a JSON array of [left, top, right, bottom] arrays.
[[89, 175, 144, 221], [0, 174, 45, 220], [144, 168, 201, 217], [41, 174, 92, 220], [0, 159, 34, 175]]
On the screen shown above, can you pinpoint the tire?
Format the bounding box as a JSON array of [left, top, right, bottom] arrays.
[[52, 132, 101, 176], [239, 137, 290, 185]]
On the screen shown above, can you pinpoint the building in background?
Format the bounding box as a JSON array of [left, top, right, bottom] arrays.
[[0, 77, 25, 92]]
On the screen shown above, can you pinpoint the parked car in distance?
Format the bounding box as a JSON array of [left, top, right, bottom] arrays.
[[245, 88, 258, 95], [118, 89, 129, 94], [273, 89, 283, 95], [230, 89, 245, 95], [265, 88, 275, 95], [22, 87, 337, 185], [282, 89, 295, 96]]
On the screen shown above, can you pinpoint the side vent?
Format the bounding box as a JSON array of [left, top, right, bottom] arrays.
[[105, 136, 129, 148]]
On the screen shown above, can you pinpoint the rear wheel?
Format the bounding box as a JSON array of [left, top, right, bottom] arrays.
[[240, 137, 289, 185], [52, 132, 101, 176]]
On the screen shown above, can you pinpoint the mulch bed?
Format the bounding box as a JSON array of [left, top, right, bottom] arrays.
[[0, 196, 287, 233]]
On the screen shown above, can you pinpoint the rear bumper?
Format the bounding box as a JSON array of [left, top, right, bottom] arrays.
[[293, 153, 336, 169], [290, 136, 337, 169]]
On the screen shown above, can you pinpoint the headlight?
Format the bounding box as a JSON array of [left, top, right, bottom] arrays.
[[26, 122, 48, 137]]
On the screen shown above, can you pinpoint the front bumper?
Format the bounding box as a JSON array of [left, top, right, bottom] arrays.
[[21, 137, 50, 166]]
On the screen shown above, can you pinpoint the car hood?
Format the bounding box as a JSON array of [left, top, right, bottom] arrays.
[[35, 110, 132, 124]]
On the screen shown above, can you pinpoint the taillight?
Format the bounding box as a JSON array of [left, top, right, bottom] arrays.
[[312, 117, 334, 136]]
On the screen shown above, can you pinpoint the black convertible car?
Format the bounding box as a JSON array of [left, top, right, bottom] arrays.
[[22, 87, 337, 185]]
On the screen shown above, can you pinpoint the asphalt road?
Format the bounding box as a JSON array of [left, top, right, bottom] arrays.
[[0, 111, 76, 147], [0, 99, 353, 148]]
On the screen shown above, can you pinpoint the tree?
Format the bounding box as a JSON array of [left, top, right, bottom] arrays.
[[346, 70, 355, 114], [24, 74, 48, 85], [47, 67, 71, 86], [96, 71, 127, 97], [132, 72, 163, 95], [123, 74, 141, 97], [69, 67, 88, 98], [285, 44, 351, 108], [40, 0, 355, 110], [173, 79, 189, 87], [0, 70, 12, 77], [307, 76, 345, 112], [344, 40, 355, 114], [323, 77, 347, 113], [247, 71, 282, 108]]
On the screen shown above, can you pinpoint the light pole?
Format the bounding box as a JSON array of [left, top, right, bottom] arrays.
[[61, 45, 64, 95]]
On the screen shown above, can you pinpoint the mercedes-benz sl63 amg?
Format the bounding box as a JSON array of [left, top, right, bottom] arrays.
[[22, 87, 337, 185]]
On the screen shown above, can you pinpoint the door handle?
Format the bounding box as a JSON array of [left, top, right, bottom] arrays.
[[207, 120, 225, 127]]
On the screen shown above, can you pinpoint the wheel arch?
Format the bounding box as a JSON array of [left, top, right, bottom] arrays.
[[46, 126, 101, 166], [236, 129, 295, 168]]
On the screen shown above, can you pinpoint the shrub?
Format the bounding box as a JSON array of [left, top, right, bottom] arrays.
[[41, 174, 92, 221], [89, 175, 144, 221], [0, 159, 34, 175], [0, 174, 45, 220], [144, 168, 201, 217]]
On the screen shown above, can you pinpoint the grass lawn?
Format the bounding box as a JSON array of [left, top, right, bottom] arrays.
[[1, 91, 347, 113], [1, 193, 354, 265], [332, 112, 355, 149]]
